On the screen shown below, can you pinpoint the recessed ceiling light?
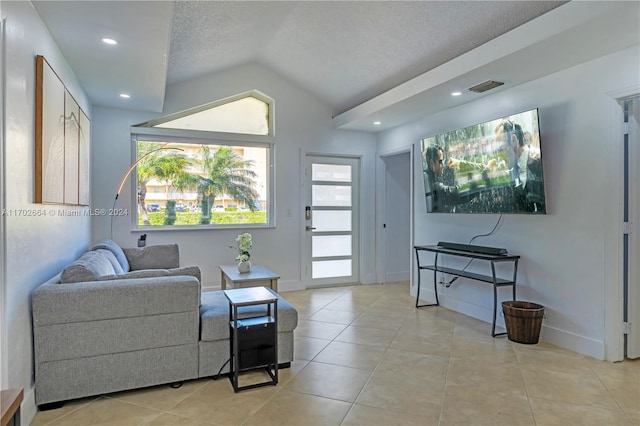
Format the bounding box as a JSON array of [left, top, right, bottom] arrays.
[[102, 38, 117, 45], [451, 91, 462, 97], [373, 121, 381, 125], [119, 93, 130, 99]]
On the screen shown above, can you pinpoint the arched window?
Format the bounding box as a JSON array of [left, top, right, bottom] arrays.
[[154, 95, 270, 135], [130, 91, 275, 229]]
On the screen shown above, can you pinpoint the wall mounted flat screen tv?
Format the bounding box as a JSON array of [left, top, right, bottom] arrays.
[[420, 108, 546, 214]]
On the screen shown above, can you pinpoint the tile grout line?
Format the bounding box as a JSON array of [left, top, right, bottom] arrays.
[[589, 364, 636, 425], [339, 288, 392, 425], [288, 288, 361, 426], [436, 309, 459, 426], [510, 338, 538, 425], [342, 288, 423, 424]]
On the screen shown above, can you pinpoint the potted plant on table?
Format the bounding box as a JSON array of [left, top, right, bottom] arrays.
[[230, 232, 252, 273]]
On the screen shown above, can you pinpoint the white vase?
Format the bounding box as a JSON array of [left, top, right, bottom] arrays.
[[237, 260, 251, 273]]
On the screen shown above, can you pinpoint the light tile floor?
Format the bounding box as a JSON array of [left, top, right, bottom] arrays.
[[31, 282, 639, 426]]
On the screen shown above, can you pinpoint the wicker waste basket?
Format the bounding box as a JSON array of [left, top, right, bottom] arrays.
[[501, 301, 544, 344]]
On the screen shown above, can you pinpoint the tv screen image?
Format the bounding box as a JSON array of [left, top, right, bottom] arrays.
[[420, 108, 546, 214]]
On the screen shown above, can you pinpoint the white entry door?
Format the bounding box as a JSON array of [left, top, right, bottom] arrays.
[[304, 155, 360, 288]]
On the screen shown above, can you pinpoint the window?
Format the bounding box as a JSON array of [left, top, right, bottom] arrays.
[[131, 91, 274, 229], [154, 96, 269, 135]]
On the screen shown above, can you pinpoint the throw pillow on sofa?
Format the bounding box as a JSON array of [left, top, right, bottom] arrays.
[[123, 244, 180, 271], [91, 239, 130, 272], [94, 249, 125, 274], [60, 250, 117, 283]]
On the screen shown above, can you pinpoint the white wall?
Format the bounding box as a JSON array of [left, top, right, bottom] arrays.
[[378, 46, 640, 360], [2, 1, 92, 422], [91, 63, 378, 291]]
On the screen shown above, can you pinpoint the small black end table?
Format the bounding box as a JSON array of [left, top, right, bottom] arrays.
[[223, 286, 278, 392]]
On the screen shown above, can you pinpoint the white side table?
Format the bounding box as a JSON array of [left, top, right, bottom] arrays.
[[219, 264, 280, 292]]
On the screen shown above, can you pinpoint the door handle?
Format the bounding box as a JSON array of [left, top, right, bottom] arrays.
[[305, 226, 316, 231]]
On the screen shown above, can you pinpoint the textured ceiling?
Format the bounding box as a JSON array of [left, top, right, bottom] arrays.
[[168, 1, 564, 115], [29, 1, 569, 115], [32, 0, 173, 112]]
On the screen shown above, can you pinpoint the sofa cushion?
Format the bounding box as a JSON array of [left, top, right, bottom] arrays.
[[123, 244, 179, 271], [94, 249, 125, 275], [60, 251, 117, 283], [199, 290, 298, 341], [99, 266, 201, 283], [92, 239, 130, 272]]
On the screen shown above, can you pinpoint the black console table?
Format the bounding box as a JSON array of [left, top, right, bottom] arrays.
[[414, 245, 520, 337]]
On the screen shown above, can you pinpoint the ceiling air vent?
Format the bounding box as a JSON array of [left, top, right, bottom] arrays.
[[468, 80, 504, 93]]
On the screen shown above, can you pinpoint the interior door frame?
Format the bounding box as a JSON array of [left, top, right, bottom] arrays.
[[0, 11, 7, 388], [376, 146, 415, 286], [624, 95, 639, 359], [303, 153, 362, 288], [604, 86, 640, 361]]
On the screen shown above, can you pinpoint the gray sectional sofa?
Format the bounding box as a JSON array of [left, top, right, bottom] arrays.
[[32, 240, 298, 408]]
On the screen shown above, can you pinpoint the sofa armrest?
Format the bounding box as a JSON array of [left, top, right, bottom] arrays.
[[32, 275, 200, 326], [123, 244, 179, 270]]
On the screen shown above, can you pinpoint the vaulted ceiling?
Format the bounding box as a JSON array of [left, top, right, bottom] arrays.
[[166, 1, 565, 114], [32, 1, 639, 132]]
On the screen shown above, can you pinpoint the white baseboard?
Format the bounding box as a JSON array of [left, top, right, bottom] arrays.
[[202, 279, 304, 293], [540, 324, 605, 360], [439, 294, 507, 330], [362, 271, 377, 285], [441, 295, 605, 359], [204, 273, 375, 292], [276, 279, 304, 292], [201, 282, 220, 292], [23, 385, 36, 426], [384, 271, 409, 283], [410, 288, 606, 360]]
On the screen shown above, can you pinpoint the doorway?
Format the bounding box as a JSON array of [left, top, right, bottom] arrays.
[[381, 151, 411, 283], [303, 155, 360, 288], [605, 90, 640, 361]]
